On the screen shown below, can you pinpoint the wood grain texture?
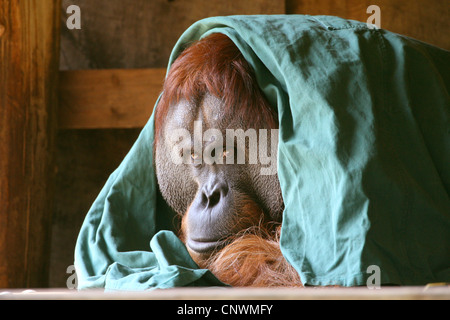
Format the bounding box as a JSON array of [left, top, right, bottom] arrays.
[[0, 0, 60, 288], [49, 129, 141, 287], [286, 0, 450, 50], [59, 69, 165, 128], [60, 0, 285, 70], [1, 286, 450, 300]]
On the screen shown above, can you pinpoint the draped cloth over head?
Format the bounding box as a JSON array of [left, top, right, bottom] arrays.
[[74, 15, 450, 290]]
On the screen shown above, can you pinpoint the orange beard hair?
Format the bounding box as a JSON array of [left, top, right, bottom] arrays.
[[198, 225, 303, 287], [180, 199, 303, 287]]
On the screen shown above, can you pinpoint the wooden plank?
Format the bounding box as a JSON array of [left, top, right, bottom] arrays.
[[58, 69, 166, 129], [1, 286, 450, 300], [286, 0, 450, 50], [60, 0, 285, 70], [0, 0, 60, 288]]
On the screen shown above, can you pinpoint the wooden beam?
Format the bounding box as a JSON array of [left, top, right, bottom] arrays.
[[1, 286, 450, 300], [0, 0, 60, 288], [58, 69, 166, 129]]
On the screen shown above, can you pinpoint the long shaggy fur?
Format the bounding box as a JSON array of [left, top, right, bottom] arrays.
[[179, 201, 302, 287], [201, 225, 302, 287]]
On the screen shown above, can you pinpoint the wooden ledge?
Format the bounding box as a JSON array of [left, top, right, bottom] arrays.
[[1, 286, 449, 300]]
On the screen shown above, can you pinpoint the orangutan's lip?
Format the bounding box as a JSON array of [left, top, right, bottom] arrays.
[[187, 237, 226, 253]]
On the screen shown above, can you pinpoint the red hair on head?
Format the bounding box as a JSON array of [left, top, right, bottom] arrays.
[[154, 33, 277, 143]]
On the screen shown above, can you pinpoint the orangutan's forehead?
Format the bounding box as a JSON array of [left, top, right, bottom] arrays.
[[166, 94, 242, 134]]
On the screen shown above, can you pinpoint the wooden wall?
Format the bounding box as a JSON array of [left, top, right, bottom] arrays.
[[60, 0, 285, 70], [0, 0, 60, 288], [48, 0, 449, 287], [286, 0, 450, 51]]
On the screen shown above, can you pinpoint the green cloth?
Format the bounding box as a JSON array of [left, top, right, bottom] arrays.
[[75, 15, 450, 289]]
